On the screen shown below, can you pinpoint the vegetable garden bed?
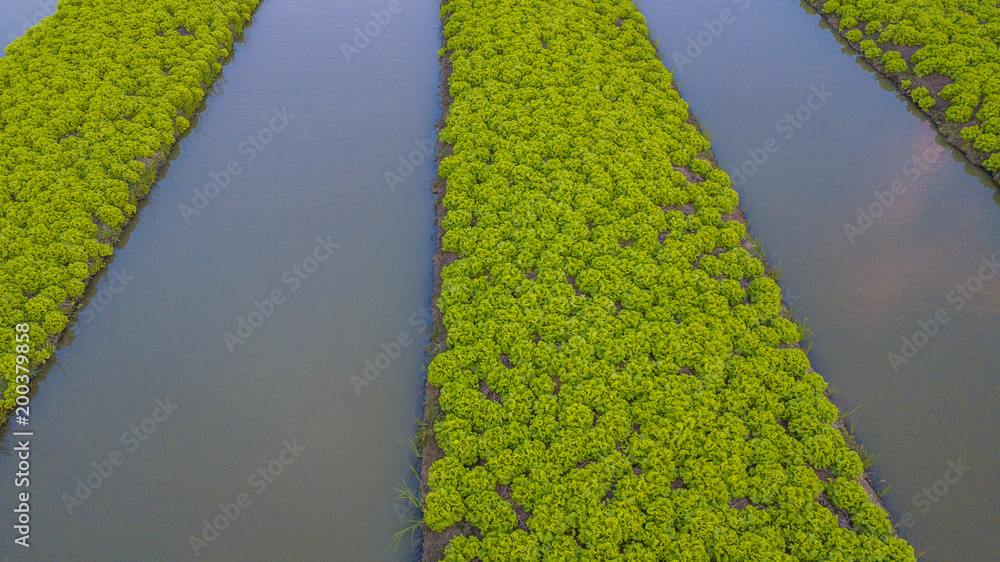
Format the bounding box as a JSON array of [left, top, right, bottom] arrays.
[[418, 0, 917, 559], [806, 0, 1000, 187], [0, 0, 262, 417]]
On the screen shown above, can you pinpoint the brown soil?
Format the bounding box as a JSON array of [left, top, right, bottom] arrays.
[[418, 2, 456, 559], [804, 0, 999, 188]]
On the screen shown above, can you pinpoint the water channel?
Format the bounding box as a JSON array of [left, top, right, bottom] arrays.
[[1, 0, 440, 559], [638, 1, 1000, 559]]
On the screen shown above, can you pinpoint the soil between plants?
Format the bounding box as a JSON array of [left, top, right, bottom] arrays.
[[416, 6, 902, 560]]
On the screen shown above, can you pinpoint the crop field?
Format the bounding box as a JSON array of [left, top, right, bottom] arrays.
[[811, 0, 1000, 183], [420, 0, 917, 559], [0, 0, 261, 409], [4, 0, 998, 558]]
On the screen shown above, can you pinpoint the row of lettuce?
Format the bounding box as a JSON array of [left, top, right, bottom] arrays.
[[421, 0, 916, 559], [814, 0, 1000, 181], [0, 0, 261, 411]]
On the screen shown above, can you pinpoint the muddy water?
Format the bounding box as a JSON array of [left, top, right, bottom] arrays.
[[637, 1, 1000, 559], [0, 0, 439, 559]]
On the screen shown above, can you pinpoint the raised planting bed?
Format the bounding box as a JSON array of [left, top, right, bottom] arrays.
[[0, 0, 263, 416], [418, 0, 917, 559]]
